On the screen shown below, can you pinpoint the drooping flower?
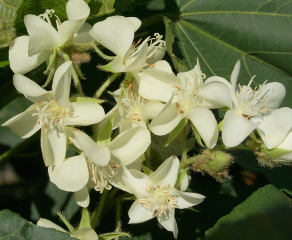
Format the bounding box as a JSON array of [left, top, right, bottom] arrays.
[[198, 61, 292, 148], [9, 0, 91, 74], [2, 61, 105, 166], [37, 218, 98, 240], [122, 156, 205, 239], [139, 60, 218, 148], [89, 16, 165, 73]]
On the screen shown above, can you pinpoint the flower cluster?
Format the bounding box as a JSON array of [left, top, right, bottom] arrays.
[[3, 0, 292, 238]]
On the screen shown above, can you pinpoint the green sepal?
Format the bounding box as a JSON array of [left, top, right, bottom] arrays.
[[79, 208, 91, 229], [44, 48, 57, 74], [166, 118, 188, 147], [57, 211, 75, 235], [187, 207, 199, 212], [70, 97, 105, 104], [174, 168, 188, 188], [99, 232, 131, 240], [218, 120, 223, 131], [142, 165, 153, 176], [125, 195, 137, 200], [97, 114, 115, 145], [191, 123, 204, 147], [99, 62, 119, 73], [249, 131, 259, 142]]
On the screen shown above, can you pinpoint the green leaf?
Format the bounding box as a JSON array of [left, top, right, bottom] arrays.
[[218, 120, 223, 131], [168, 0, 292, 108], [0, 60, 9, 67], [99, 232, 131, 240], [205, 184, 292, 240], [114, 0, 136, 14], [163, 16, 188, 73], [97, 113, 115, 145], [0, 0, 23, 21], [174, 168, 187, 188], [191, 123, 204, 147], [142, 165, 153, 176], [0, 209, 77, 239], [79, 208, 91, 229], [166, 118, 188, 146], [70, 96, 105, 104], [57, 211, 75, 235], [87, 0, 115, 20]]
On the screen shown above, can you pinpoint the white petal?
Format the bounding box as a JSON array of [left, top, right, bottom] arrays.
[[152, 60, 172, 73], [89, 16, 134, 57], [112, 39, 148, 73], [124, 168, 150, 197], [41, 125, 67, 166], [186, 107, 218, 149], [9, 36, 50, 74], [139, 69, 182, 102], [52, 61, 72, 108], [141, 101, 165, 121], [65, 102, 105, 126], [1, 106, 41, 138], [58, 20, 85, 45], [48, 153, 89, 192], [264, 82, 286, 110], [66, 0, 90, 21], [127, 17, 141, 31], [74, 185, 90, 208], [198, 77, 232, 109], [146, 46, 165, 65], [106, 127, 151, 165], [73, 22, 92, 44], [128, 200, 154, 224], [120, 118, 141, 133], [24, 15, 59, 56], [37, 219, 67, 232], [172, 190, 205, 209], [13, 73, 48, 97], [158, 207, 177, 238], [150, 100, 183, 136], [150, 156, 179, 187], [72, 128, 110, 166], [230, 60, 240, 87], [277, 131, 292, 151], [257, 108, 292, 149], [222, 110, 260, 147], [75, 228, 98, 240]]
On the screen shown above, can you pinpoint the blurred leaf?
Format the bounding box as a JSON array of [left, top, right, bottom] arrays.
[[205, 184, 292, 240], [114, 0, 136, 14], [142, 165, 153, 176], [0, 60, 9, 67], [0, 209, 77, 239], [87, 0, 115, 19], [0, 0, 23, 21], [167, 0, 292, 107]]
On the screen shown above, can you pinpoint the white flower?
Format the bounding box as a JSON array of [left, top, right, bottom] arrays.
[[60, 126, 151, 198], [37, 218, 98, 240], [2, 61, 105, 166], [122, 156, 205, 239], [199, 60, 292, 148], [139, 60, 218, 148], [272, 130, 292, 162], [9, 0, 91, 74], [89, 16, 165, 73]]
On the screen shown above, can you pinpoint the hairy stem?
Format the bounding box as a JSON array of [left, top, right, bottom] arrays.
[[95, 73, 120, 99], [90, 189, 109, 228]]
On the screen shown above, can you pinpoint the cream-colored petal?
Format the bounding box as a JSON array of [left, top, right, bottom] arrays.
[[74, 185, 90, 208], [37, 218, 67, 232], [74, 228, 98, 240], [128, 200, 154, 224], [9, 36, 50, 74]]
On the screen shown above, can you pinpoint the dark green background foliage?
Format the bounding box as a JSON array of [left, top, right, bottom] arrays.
[[0, 0, 292, 239]]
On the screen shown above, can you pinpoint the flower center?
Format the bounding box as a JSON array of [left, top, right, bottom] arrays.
[[123, 89, 146, 122], [138, 181, 177, 217], [87, 159, 120, 193], [236, 78, 271, 118], [32, 100, 72, 129]]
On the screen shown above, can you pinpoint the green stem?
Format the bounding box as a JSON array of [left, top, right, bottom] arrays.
[[73, 42, 93, 52], [114, 200, 121, 240], [179, 156, 200, 170], [181, 127, 187, 162], [95, 73, 120, 99], [0, 133, 39, 165], [57, 211, 75, 235], [109, 187, 119, 199], [42, 65, 56, 88], [90, 189, 109, 228], [74, 65, 85, 79]]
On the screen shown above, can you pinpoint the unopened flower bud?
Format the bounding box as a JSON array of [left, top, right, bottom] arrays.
[[192, 149, 234, 183], [246, 132, 292, 167]]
